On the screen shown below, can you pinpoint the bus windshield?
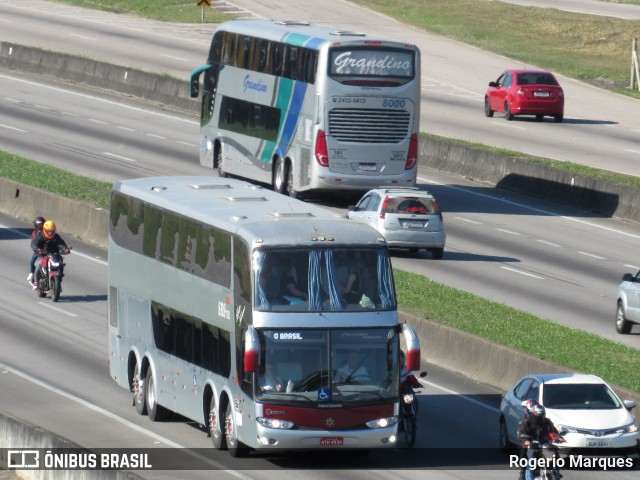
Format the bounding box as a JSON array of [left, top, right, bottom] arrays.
[[256, 327, 400, 404], [254, 247, 396, 312]]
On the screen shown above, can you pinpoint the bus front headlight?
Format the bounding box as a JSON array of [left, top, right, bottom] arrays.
[[366, 416, 398, 429], [257, 417, 295, 429]]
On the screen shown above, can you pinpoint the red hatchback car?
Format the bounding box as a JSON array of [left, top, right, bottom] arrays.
[[485, 69, 564, 122]]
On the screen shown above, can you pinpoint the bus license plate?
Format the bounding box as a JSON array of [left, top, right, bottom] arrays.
[[359, 163, 377, 171], [320, 437, 344, 446]]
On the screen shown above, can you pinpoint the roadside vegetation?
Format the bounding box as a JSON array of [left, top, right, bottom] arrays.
[[1, 150, 638, 393], [53, 0, 228, 23]]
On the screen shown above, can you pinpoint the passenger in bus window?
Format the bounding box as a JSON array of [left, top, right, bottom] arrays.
[[259, 262, 282, 304], [282, 260, 308, 303]]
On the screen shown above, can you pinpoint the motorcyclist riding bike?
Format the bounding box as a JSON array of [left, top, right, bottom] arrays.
[[27, 216, 46, 286], [518, 401, 565, 480], [31, 221, 71, 290]]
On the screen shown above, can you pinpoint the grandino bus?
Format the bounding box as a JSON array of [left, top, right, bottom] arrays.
[[189, 20, 421, 198], [108, 176, 421, 456]]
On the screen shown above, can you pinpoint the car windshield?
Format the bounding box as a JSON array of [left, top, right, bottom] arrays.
[[543, 383, 622, 410]]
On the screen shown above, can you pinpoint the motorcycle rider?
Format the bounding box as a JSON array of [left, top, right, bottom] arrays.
[[400, 351, 422, 390], [518, 401, 565, 480], [31, 220, 71, 290], [27, 216, 46, 286]]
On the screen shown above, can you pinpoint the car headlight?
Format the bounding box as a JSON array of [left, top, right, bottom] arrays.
[[557, 424, 578, 434], [366, 416, 399, 429], [620, 421, 638, 434], [256, 417, 294, 429]]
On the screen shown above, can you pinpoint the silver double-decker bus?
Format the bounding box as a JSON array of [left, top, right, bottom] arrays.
[[190, 19, 421, 198], [108, 176, 421, 456]]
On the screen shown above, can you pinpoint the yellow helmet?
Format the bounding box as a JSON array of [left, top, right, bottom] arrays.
[[43, 220, 57, 239]]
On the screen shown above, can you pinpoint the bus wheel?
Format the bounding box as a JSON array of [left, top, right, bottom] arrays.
[[209, 396, 225, 449], [273, 157, 286, 194], [133, 362, 147, 415], [145, 369, 167, 421], [216, 149, 227, 178], [224, 402, 247, 457]]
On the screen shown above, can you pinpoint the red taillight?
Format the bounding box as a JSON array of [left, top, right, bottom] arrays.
[[380, 196, 389, 219], [406, 133, 418, 170], [315, 130, 328, 167], [434, 199, 443, 221]]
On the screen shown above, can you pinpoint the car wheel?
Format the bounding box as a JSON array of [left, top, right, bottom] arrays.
[[554, 114, 563, 123], [499, 418, 512, 453], [616, 301, 632, 334], [484, 97, 494, 117], [504, 102, 514, 121], [431, 248, 444, 260]]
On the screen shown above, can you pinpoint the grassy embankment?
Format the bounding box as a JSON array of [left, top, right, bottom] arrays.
[[1, 153, 639, 394], [3, 0, 635, 393]]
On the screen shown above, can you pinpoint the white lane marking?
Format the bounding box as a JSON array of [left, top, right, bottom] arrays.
[[536, 239, 561, 248], [0, 123, 27, 133], [500, 266, 544, 279], [69, 33, 95, 41], [422, 379, 498, 414], [418, 175, 640, 241], [624, 264, 640, 270], [145, 133, 166, 140], [0, 74, 198, 126], [623, 149, 640, 154], [0, 224, 107, 266], [491, 121, 527, 130], [89, 118, 108, 125], [454, 216, 482, 225], [577, 251, 606, 260], [496, 228, 521, 236], [160, 54, 190, 62], [38, 302, 78, 317], [0, 362, 255, 480], [116, 126, 136, 132], [177, 141, 198, 147], [103, 152, 136, 162]]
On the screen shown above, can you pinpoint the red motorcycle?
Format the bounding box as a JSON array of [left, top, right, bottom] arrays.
[[34, 248, 71, 302]]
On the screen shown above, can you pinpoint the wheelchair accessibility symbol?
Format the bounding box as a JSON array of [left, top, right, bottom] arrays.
[[318, 387, 330, 401]]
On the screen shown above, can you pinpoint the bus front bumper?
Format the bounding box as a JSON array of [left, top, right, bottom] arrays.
[[254, 424, 399, 450]]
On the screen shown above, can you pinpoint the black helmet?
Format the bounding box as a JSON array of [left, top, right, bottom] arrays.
[[33, 216, 46, 230], [532, 404, 546, 419]]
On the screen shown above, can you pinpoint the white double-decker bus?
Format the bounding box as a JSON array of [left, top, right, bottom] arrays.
[[189, 20, 421, 198], [108, 176, 421, 456]]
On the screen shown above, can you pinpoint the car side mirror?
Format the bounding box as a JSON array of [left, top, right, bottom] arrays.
[[623, 399, 637, 411], [622, 273, 633, 282], [489, 81, 498, 87]]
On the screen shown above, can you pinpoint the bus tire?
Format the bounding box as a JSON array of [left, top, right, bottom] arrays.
[[145, 368, 167, 421], [273, 157, 287, 194], [216, 147, 228, 178], [209, 395, 225, 449], [225, 401, 247, 457], [133, 362, 147, 415]]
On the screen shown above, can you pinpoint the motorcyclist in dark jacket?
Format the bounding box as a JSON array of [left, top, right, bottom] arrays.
[[31, 220, 70, 289], [518, 401, 564, 480], [27, 216, 46, 286]]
